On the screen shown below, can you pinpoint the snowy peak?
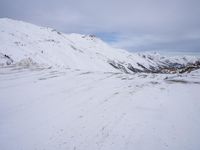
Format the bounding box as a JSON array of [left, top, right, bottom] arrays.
[[0, 18, 200, 74]]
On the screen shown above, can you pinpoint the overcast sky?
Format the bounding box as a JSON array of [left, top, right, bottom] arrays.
[[0, 0, 200, 52]]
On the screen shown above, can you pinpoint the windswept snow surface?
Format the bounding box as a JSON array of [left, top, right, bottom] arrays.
[[0, 18, 200, 150]]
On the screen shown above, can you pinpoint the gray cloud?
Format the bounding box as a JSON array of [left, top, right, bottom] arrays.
[[0, 0, 200, 52]]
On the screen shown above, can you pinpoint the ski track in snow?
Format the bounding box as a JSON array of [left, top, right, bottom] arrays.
[[1, 66, 200, 150]]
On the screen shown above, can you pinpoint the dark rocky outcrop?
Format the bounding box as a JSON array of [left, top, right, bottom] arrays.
[[108, 59, 200, 74]]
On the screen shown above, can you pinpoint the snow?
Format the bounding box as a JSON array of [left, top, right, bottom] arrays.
[[1, 66, 200, 150], [0, 18, 200, 150], [0, 18, 199, 73]]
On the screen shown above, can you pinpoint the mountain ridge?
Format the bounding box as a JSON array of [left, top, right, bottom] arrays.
[[0, 18, 200, 73]]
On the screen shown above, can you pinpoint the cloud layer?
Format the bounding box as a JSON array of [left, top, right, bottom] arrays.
[[0, 0, 200, 51]]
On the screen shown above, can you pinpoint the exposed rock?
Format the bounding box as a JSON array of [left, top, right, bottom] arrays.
[[0, 52, 14, 66], [108, 59, 200, 74]]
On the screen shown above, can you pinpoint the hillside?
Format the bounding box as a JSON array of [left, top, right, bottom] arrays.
[[1, 18, 200, 150], [0, 18, 200, 74]]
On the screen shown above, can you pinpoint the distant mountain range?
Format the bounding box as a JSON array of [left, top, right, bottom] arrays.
[[0, 18, 200, 74]]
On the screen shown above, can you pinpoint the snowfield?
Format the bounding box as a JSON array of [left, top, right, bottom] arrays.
[[0, 18, 200, 150]]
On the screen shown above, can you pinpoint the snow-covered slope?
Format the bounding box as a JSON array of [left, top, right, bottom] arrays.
[[0, 18, 199, 73], [1, 18, 200, 150], [1, 63, 200, 150]]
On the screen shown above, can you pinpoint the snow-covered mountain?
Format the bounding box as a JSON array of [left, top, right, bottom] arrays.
[[1, 18, 200, 150], [0, 18, 200, 74]]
